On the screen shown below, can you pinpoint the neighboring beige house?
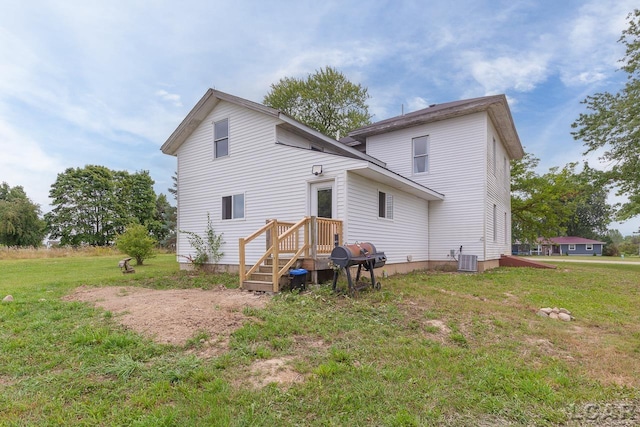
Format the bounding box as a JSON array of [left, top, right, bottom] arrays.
[[161, 89, 524, 291]]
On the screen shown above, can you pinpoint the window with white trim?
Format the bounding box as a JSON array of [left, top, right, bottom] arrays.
[[413, 135, 429, 174], [586, 244, 593, 251], [504, 156, 509, 187], [492, 204, 497, 242], [378, 191, 393, 219], [492, 137, 496, 175], [222, 193, 244, 220], [214, 118, 229, 159], [568, 244, 576, 251], [504, 211, 507, 244]]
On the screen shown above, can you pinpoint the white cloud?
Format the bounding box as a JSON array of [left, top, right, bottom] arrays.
[[405, 96, 430, 113], [463, 51, 551, 95], [558, 0, 636, 87], [156, 90, 183, 107], [266, 42, 386, 84], [0, 117, 64, 209]]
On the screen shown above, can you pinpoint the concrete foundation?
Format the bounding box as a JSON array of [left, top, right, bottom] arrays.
[[178, 257, 504, 281]]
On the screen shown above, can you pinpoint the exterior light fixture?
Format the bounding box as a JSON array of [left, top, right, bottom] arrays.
[[312, 165, 323, 176]]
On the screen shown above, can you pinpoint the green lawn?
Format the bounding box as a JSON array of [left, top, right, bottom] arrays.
[[1, 255, 639, 426], [527, 254, 640, 263]]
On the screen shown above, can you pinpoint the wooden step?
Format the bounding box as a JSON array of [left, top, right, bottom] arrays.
[[264, 257, 299, 267], [249, 272, 273, 281], [242, 280, 274, 292], [258, 265, 273, 273]]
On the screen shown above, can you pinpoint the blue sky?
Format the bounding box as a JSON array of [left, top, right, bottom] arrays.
[[1, 0, 639, 235]]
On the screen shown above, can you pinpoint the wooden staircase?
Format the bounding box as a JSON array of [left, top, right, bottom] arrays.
[[239, 217, 342, 292], [241, 257, 301, 292]]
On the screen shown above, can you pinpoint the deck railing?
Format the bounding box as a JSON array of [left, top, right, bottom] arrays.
[[239, 217, 343, 291]]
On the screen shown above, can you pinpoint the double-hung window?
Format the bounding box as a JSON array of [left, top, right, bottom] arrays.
[[222, 193, 244, 220], [568, 244, 576, 251], [214, 118, 229, 159], [413, 135, 429, 174], [492, 204, 497, 242], [586, 244, 593, 251], [378, 191, 393, 219], [492, 137, 496, 175]]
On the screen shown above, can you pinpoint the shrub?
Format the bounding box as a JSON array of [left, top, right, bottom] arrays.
[[180, 213, 224, 270], [603, 243, 620, 257], [115, 224, 157, 265]]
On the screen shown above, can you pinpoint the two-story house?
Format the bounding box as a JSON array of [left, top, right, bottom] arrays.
[[161, 89, 524, 291]]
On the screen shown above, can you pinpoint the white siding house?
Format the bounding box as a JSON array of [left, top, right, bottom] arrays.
[[161, 89, 523, 287]]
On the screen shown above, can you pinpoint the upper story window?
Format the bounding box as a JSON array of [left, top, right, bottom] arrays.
[[222, 193, 244, 220], [378, 191, 394, 219], [214, 118, 229, 159], [492, 137, 497, 175], [413, 135, 429, 174], [504, 156, 509, 187]]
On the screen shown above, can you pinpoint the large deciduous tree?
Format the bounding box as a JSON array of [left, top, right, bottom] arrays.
[[114, 170, 156, 229], [0, 182, 45, 247], [263, 66, 372, 138], [511, 154, 570, 243], [45, 166, 157, 246], [572, 9, 640, 224], [559, 165, 613, 240], [148, 193, 176, 248], [511, 154, 613, 243]]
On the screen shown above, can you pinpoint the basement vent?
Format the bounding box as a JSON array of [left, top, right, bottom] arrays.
[[458, 254, 478, 272]]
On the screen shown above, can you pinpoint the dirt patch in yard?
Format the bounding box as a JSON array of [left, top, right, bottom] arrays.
[[247, 357, 304, 388], [63, 286, 269, 349]]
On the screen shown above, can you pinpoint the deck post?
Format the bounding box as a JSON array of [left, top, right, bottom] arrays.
[[271, 220, 279, 292], [239, 238, 245, 288], [310, 216, 318, 284], [265, 219, 272, 252]]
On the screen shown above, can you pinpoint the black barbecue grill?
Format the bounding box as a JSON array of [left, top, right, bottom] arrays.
[[330, 241, 386, 294]]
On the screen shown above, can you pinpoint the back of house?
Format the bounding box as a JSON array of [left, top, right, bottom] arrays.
[[161, 89, 524, 288]]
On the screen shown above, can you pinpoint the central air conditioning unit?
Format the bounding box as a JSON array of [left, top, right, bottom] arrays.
[[458, 254, 478, 272]]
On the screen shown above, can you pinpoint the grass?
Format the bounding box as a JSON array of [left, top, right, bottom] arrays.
[[0, 245, 124, 260], [527, 254, 640, 262], [1, 254, 640, 425]]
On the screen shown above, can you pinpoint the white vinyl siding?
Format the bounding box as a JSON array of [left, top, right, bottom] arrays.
[[276, 127, 339, 154], [367, 113, 487, 260], [347, 173, 429, 264], [485, 119, 512, 260], [176, 100, 368, 265]]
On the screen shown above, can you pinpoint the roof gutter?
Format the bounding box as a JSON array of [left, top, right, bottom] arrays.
[[277, 114, 386, 168], [347, 162, 445, 201]]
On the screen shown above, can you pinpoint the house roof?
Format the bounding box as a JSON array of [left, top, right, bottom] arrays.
[[160, 89, 385, 167], [348, 94, 525, 160], [348, 163, 445, 201], [539, 236, 606, 245]]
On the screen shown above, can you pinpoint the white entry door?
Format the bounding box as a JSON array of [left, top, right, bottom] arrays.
[[310, 181, 335, 218]]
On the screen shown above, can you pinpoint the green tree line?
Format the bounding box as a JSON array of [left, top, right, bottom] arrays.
[[0, 165, 176, 249]]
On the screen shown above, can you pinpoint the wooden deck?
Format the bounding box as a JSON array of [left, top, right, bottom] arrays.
[[239, 217, 342, 292]]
